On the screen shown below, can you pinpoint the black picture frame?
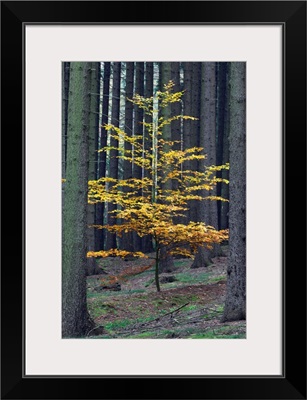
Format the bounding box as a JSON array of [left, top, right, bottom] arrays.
[[1, 1, 306, 399]]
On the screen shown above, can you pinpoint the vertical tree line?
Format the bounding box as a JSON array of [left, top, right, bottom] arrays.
[[86, 62, 100, 275], [62, 61, 245, 337], [62, 62, 95, 337], [66, 61, 232, 258], [222, 62, 246, 322]]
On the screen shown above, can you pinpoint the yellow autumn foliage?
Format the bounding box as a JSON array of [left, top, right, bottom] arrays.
[[86, 81, 229, 290]]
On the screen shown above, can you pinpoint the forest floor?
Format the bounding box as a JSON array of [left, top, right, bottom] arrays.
[[86, 246, 246, 339]]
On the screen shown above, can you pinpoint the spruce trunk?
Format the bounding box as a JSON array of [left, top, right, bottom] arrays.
[[106, 62, 121, 250], [62, 62, 95, 337], [86, 62, 101, 275], [96, 62, 110, 251], [221, 62, 246, 322], [159, 62, 175, 273]]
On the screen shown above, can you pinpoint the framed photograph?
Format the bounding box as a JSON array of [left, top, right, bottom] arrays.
[[1, 1, 306, 399]]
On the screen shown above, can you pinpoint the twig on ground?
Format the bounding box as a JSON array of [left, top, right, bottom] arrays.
[[152, 302, 190, 322]]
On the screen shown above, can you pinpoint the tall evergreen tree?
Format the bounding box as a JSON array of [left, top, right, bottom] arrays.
[[132, 62, 144, 251], [182, 62, 193, 170], [216, 62, 229, 230], [61, 62, 70, 179], [192, 62, 219, 268], [222, 62, 246, 322], [171, 62, 182, 154], [159, 62, 175, 272], [171, 62, 183, 225], [189, 62, 202, 223], [144, 62, 154, 181], [62, 62, 94, 337], [121, 62, 134, 252], [220, 63, 230, 230], [142, 62, 154, 253], [96, 62, 110, 251], [182, 62, 194, 224], [106, 62, 121, 250], [86, 62, 101, 275]]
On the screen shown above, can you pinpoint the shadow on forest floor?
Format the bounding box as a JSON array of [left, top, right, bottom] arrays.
[[85, 247, 246, 339]]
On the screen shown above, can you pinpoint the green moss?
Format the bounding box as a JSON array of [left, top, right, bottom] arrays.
[[208, 276, 226, 283], [129, 332, 154, 339], [176, 272, 210, 284], [184, 304, 198, 312], [174, 259, 191, 268], [190, 332, 245, 339], [105, 316, 153, 331], [190, 325, 246, 339]]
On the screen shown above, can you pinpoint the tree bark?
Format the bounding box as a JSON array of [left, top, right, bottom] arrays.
[[96, 62, 110, 251], [62, 62, 70, 179], [171, 62, 184, 225], [142, 62, 154, 253], [62, 62, 95, 337], [159, 62, 175, 273], [133, 62, 144, 251], [86, 62, 101, 275], [106, 62, 121, 250], [120, 62, 135, 252], [220, 63, 230, 230], [221, 62, 246, 322], [192, 62, 218, 268], [189, 62, 201, 223], [182, 62, 193, 178], [171, 62, 182, 154], [216, 62, 227, 229]]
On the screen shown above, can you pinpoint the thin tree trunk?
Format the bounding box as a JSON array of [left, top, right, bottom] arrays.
[[221, 62, 246, 322], [133, 62, 144, 251], [142, 62, 154, 253], [159, 62, 175, 273], [106, 62, 121, 250], [171, 62, 182, 153], [189, 62, 201, 224], [62, 62, 95, 337], [86, 62, 101, 275], [182, 62, 193, 176], [192, 62, 220, 269], [171, 62, 184, 225], [220, 63, 230, 230], [216, 62, 227, 229], [192, 62, 222, 268], [121, 62, 134, 252], [62, 62, 70, 179], [182, 62, 194, 224], [96, 62, 110, 251]]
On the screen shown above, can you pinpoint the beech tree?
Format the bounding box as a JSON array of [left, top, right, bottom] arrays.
[[87, 82, 228, 292]]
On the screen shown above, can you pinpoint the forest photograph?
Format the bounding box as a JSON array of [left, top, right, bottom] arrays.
[[62, 61, 246, 339]]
